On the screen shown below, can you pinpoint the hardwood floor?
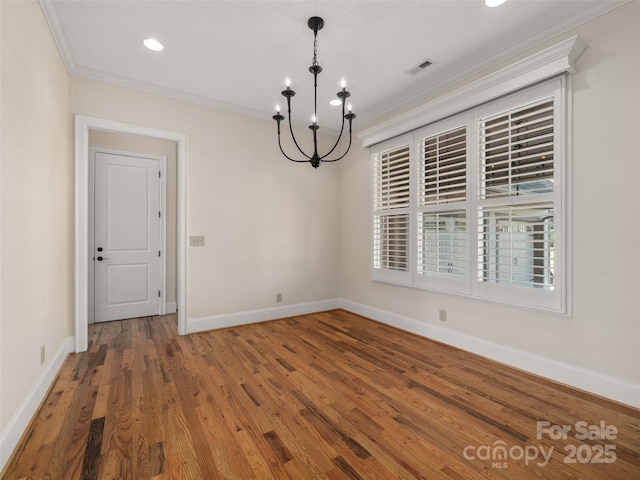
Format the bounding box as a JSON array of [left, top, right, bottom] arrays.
[[2, 309, 639, 479]]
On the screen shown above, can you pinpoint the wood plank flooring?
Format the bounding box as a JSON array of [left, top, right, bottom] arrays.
[[2, 309, 639, 479]]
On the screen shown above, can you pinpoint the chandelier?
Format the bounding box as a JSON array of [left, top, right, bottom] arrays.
[[272, 16, 356, 168]]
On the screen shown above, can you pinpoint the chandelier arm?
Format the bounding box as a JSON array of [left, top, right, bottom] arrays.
[[318, 107, 347, 159], [276, 130, 311, 163], [319, 118, 354, 163], [318, 133, 353, 163]]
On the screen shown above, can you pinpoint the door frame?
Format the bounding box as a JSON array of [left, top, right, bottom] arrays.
[[75, 115, 188, 352], [88, 145, 167, 324]]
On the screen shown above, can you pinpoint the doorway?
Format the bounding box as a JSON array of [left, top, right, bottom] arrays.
[[74, 115, 188, 352], [89, 146, 166, 323]]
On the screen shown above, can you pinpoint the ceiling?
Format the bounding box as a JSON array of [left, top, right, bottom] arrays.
[[41, 0, 626, 132]]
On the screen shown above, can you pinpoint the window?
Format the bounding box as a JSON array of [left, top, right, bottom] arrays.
[[416, 118, 470, 294], [372, 140, 412, 284], [371, 78, 567, 312]]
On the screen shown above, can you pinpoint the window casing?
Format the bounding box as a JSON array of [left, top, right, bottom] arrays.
[[371, 77, 567, 313]]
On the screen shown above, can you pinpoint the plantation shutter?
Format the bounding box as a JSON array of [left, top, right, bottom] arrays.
[[476, 86, 560, 305], [417, 211, 467, 277], [416, 122, 469, 292], [372, 141, 411, 281], [374, 144, 411, 210], [479, 98, 555, 199], [477, 202, 555, 289], [421, 126, 467, 205]]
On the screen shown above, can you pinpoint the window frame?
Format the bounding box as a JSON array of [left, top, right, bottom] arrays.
[[370, 76, 570, 314]]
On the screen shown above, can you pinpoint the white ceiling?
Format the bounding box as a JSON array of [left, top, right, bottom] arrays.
[[41, 0, 626, 132]]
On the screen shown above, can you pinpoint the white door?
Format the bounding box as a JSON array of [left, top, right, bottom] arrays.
[[92, 150, 163, 322]]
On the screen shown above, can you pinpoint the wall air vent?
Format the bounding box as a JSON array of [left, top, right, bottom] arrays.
[[407, 59, 433, 75]]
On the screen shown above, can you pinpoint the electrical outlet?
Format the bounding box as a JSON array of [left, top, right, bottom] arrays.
[[190, 235, 205, 246], [439, 309, 447, 322], [40, 345, 46, 364], [276, 293, 283, 303]]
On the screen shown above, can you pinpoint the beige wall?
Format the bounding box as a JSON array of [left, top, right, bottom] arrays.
[[1, 0, 72, 431], [71, 76, 341, 321], [88, 130, 178, 309], [340, 1, 640, 392]]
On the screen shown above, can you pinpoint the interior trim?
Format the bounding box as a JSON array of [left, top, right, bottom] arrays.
[[188, 299, 341, 333], [358, 35, 587, 147], [74, 115, 189, 352]]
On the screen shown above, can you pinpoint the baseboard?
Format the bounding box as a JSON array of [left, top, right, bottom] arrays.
[[188, 298, 341, 333], [165, 301, 177, 314], [339, 299, 640, 409], [0, 336, 75, 470]]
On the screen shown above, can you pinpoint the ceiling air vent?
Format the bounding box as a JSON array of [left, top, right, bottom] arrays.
[[407, 59, 433, 75]]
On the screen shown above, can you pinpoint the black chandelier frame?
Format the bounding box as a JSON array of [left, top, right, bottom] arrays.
[[273, 16, 356, 168]]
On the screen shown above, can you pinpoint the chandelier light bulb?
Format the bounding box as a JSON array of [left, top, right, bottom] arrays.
[[341, 78, 346, 89], [285, 77, 291, 87], [348, 103, 352, 112], [275, 104, 280, 113]]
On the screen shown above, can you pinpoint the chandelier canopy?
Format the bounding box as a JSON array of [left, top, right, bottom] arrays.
[[273, 17, 356, 168]]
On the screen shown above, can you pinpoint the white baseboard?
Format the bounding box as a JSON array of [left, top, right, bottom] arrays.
[[0, 336, 75, 470], [339, 299, 640, 409], [165, 301, 177, 314], [188, 298, 341, 333]]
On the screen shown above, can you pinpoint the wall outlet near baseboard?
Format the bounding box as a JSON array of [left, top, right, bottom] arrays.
[[439, 309, 447, 322], [276, 293, 283, 303]]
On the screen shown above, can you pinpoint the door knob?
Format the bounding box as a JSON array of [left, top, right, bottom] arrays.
[[96, 256, 108, 261]]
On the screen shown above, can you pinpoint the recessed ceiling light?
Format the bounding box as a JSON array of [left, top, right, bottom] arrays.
[[329, 99, 342, 106], [143, 38, 164, 52], [485, 0, 508, 7]]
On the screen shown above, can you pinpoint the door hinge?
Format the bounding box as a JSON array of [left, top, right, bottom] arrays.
[[158, 171, 161, 178], [158, 290, 161, 298], [158, 250, 161, 257], [158, 211, 161, 218]]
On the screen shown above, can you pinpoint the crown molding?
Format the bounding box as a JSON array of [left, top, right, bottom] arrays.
[[38, 0, 76, 72], [357, 0, 629, 134], [72, 65, 272, 119], [71, 66, 341, 136], [358, 35, 587, 148]]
